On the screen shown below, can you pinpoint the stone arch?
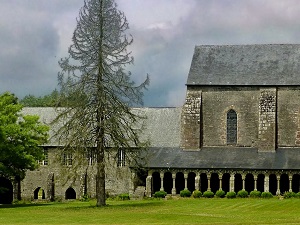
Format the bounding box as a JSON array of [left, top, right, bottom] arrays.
[[210, 173, 219, 193], [280, 173, 289, 194], [227, 109, 237, 145], [163, 172, 172, 194], [34, 187, 46, 200], [187, 172, 196, 192], [257, 174, 265, 192], [65, 187, 76, 199], [269, 174, 277, 195], [175, 172, 185, 194], [200, 173, 208, 193], [245, 173, 254, 193], [292, 174, 300, 193], [152, 172, 160, 193], [234, 173, 242, 192], [222, 173, 230, 193], [0, 177, 13, 204]]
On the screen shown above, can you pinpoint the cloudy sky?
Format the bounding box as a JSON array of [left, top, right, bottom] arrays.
[[1, 0, 300, 107]]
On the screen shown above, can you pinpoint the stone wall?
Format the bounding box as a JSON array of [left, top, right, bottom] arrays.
[[181, 85, 300, 150], [202, 86, 259, 147], [21, 148, 132, 200], [277, 87, 300, 147]]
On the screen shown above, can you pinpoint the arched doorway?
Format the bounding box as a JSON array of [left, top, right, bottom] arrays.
[[210, 173, 219, 193], [200, 173, 208, 193], [257, 174, 264, 192], [280, 174, 289, 194], [292, 174, 300, 193], [222, 173, 230, 193], [152, 172, 160, 193], [175, 172, 185, 194], [65, 187, 76, 199], [269, 174, 277, 195], [0, 177, 13, 204], [187, 172, 196, 192], [234, 174, 242, 193], [245, 174, 254, 193], [163, 172, 172, 194], [34, 187, 45, 200]]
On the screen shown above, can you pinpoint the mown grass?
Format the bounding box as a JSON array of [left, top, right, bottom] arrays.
[[1, 198, 300, 225]]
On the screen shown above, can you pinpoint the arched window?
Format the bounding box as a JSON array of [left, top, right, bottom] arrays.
[[227, 109, 237, 145]]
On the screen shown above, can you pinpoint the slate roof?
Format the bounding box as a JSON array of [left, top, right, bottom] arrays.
[[21, 107, 182, 147], [187, 44, 300, 86], [145, 147, 300, 170]]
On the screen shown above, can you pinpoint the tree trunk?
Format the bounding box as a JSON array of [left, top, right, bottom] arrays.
[[96, 142, 106, 206]]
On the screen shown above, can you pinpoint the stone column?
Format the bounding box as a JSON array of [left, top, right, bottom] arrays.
[[160, 172, 164, 191], [219, 174, 223, 190], [230, 174, 235, 192], [276, 175, 280, 195], [289, 175, 293, 192], [207, 173, 211, 191], [254, 174, 258, 191], [129, 171, 136, 196], [146, 175, 152, 197], [242, 174, 246, 191], [184, 172, 188, 190], [172, 173, 176, 195], [195, 173, 200, 191], [264, 174, 269, 192]]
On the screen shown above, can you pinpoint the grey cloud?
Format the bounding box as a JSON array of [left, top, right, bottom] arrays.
[[1, 0, 300, 106]]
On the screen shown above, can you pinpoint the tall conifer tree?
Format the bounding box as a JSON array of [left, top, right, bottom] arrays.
[[55, 0, 149, 206]]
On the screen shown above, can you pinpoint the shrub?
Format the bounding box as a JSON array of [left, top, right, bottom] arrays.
[[154, 191, 167, 198], [296, 192, 300, 198], [215, 190, 226, 198], [261, 192, 273, 198], [80, 194, 90, 202], [180, 189, 191, 198], [283, 191, 296, 199], [237, 190, 248, 198], [203, 191, 214, 198], [249, 190, 261, 198], [226, 191, 236, 199], [192, 190, 202, 198], [117, 193, 130, 200]]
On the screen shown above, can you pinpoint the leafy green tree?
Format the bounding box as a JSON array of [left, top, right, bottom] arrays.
[[0, 92, 49, 193], [55, 0, 149, 206], [20, 89, 60, 107]]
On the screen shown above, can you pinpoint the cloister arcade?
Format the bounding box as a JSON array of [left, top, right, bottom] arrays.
[[144, 169, 300, 196]]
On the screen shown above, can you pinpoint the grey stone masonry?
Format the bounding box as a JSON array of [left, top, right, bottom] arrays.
[[258, 88, 277, 152], [181, 87, 201, 149]]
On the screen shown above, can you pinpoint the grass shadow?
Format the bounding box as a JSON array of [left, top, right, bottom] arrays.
[[0, 203, 52, 209]]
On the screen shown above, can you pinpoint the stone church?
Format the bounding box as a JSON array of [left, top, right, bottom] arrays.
[[2, 44, 300, 203]]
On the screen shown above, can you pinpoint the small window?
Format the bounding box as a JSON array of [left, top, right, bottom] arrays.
[[117, 149, 126, 167], [38, 149, 48, 166], [227, 109, 237, 145], [63, 152, 73, 166], [86, 149, 96, 165]]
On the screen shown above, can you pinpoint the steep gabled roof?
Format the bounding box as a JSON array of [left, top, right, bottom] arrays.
[[22, 107, 182, 148], [146, 147, 300, 170], [187, 44, 300, 86]]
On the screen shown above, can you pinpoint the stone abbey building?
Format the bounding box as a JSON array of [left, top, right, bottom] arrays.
[[2, 44, 300, 203]]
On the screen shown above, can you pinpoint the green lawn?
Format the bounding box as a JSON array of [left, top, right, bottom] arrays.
[[1, 198, 300, 225]]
